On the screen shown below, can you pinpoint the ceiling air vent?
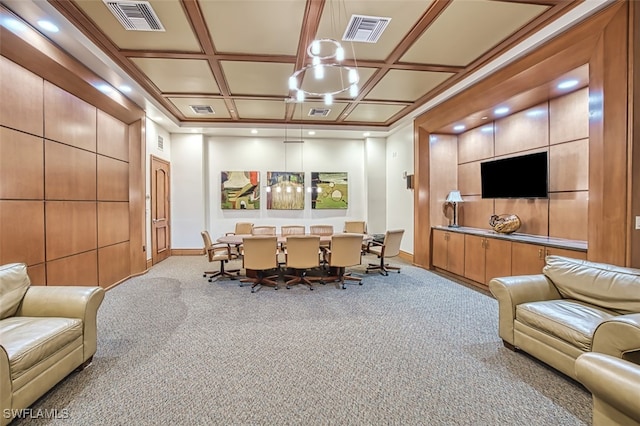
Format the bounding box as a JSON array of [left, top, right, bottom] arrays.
[[157, 135, 163, 151], [190, 105, 215, 114], [308, 108, 331, 117], [342, 15, 391, 43], [104, 1, 165, 31]]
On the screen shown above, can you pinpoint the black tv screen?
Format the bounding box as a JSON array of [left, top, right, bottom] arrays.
[[480, 152, 548, 199]]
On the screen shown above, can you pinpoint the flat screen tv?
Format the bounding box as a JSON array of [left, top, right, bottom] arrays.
[[480, 152, 548, 199]]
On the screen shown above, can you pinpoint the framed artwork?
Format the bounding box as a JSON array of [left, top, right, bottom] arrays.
[[221, 171, 260, 210], [266, 172, 304, 210], [311, 172, 348, 209]]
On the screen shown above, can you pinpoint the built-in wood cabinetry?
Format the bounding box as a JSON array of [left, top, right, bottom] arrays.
[[464, 235, 511, 286], [432, 229, 464, 276], [433, 227, 587, 288], [511, 241, 587, 276]]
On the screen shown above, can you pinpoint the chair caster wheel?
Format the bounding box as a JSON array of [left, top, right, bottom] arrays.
[[286, 286, 290, 290], [310, 288, 314, 291], [359, 283, 363, 285], [251, 290, 255, 293], [203, 274, 207, 277]]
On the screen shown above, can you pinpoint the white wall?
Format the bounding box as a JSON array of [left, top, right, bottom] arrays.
[[386, 123, 414, 254], [171, 134, 206, 249], [365, 137, 387, 235], [155, 127, 417, 255], [205, 136, 369, 239]]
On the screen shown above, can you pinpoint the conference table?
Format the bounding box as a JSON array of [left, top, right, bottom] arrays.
[[216, 233, 372, 247], [216, 232, 372, 280]]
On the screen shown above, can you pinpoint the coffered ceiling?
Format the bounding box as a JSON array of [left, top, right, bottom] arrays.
[[2, 0, 601, 135]]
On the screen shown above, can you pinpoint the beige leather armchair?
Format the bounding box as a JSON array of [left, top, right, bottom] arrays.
[[0, 263, 104, 426], [575, 352, 640, 426], [489, 256, 640, 380]]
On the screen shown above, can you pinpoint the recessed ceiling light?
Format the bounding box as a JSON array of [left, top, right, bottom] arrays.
[[494, 107, 509, 115], [37, 20, 59, 33], [363, 132, 370, 137], [96, 84, 114, 94], [557, 79, 579, 90], [453, 125, 465, 132], [118, 85, 132, 93], [2, 18, 27, 32], [251, 129, 258, 134], [481, 116, 488, 120], [480, 126, 494, 133], [308, 131, 316, 135]]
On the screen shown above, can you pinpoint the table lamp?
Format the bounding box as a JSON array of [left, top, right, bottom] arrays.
[[446, 190, 464, 228]]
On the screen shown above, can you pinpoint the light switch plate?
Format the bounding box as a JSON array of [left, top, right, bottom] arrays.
[[636, 216, 640, 230]]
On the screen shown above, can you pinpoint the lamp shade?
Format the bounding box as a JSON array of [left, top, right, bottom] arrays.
[[446, 190, 464, 203]]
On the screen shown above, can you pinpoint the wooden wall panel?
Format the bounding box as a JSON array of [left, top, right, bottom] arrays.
[[129, 119, 146, 274], [98, 242, 131, 288], [97, 110, 129, 161], [45, 201, 97, 261], [0, 56, 43, 136], [0, 200, 44, 265], [27, 264, 46, 286], [549, 87, 589, 144], [458, 195, 494, 229], [549, 139, 589, 192], [495, 104, 549, 156], [97, 155, 129, 201], [0, 127, 44, 199], [46, 250, 98, 286], [549, 191, 588, 241], [458, 161, 482, 196], [429, 135, 458, 227], [98, 201, 130, 247], [45, 140, 97, 200], [44, 82, 96, 151], [587, 5, 628, 265], [458, 125, 494, 164], [494, 198, 549, 235]]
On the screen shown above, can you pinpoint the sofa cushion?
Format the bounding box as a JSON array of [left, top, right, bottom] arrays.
[[516, 299, 618, 351], [0, 316, 82, 380], [0, 263, 31, 320], [543, 256, 640, 315]]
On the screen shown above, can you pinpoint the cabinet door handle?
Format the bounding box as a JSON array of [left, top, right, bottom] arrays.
[[538, 248, 543, 259], [484, 239, 488, 249]]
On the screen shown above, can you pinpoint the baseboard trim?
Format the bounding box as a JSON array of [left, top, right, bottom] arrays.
[[399, 250, 413, 263], [171, 249, 203, 256]]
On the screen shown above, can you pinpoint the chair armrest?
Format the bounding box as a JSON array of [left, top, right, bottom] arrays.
[[488, 274, 561, 346], [16, 286, 105, 361], [0, 345, 10, 417], [593, 313, 640, 361], [575, 352, 640, 423]]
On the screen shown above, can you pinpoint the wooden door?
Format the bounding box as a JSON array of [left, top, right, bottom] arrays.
[[511, 241, 544, 276], [432, 230, 448, 269], [447, 232, 465, 276], [151, 156, 170, 264], [484, 238, 511, 285]]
